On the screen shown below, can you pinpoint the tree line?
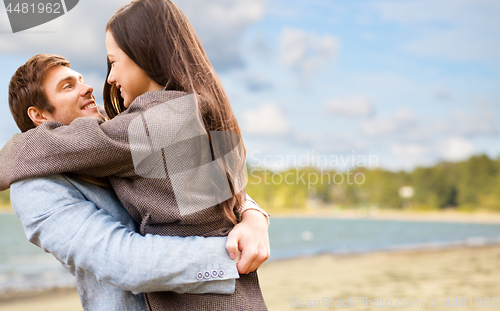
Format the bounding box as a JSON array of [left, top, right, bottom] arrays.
[[245, 154, 500, 212]]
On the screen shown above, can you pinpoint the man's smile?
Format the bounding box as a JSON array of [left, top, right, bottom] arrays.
[[81, 100, 97, 110]]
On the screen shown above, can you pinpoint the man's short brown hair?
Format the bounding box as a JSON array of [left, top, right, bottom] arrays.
[[9, 54, 70, 132]]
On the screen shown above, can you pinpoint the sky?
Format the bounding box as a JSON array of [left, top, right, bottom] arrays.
[[0, 0, 499, 172]]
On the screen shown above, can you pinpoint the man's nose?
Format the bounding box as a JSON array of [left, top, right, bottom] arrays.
[[81, 83, 93, 97]]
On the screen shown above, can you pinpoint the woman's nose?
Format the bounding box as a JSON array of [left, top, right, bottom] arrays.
[[107, 71, 115, 85]]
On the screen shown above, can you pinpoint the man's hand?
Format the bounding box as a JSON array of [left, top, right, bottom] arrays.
[[226, 209, 270, 274]]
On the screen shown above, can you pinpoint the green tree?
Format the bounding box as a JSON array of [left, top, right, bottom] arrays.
[[0, 189, 10, 206], [456, 155, 498, 207], [411, 162, 458, 209]]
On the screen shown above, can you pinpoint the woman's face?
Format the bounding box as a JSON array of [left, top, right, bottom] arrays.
[[105, 31, 163, 108]]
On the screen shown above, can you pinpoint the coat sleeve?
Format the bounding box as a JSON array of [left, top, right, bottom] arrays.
[[0, 116, 136, 191], [10, 175, 239, 294]]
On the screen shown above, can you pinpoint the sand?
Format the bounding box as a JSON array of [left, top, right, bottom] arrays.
[[259, 245, 500, 311], [0, 288, 82, 311], [1, 245, 499, 311]]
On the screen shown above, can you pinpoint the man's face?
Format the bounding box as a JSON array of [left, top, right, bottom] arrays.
[[42, 65, 105, 125]]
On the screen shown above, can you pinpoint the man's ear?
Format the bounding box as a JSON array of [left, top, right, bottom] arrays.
[[27, 106, 49, 127]]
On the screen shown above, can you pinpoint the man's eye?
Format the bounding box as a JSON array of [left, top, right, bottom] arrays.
[[64, 84, 73, 89]]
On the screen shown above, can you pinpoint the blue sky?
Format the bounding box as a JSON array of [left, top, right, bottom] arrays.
[[0, 0, 499, 171]]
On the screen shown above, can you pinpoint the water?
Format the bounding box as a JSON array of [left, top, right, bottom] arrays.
[[268, 217, 500, 259], [0, 214, 75, 294], [1, 214, 500, 293]]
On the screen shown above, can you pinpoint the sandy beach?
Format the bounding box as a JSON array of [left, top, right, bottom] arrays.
[[259, 245, 500, 311], [1, 244, 499, 310]]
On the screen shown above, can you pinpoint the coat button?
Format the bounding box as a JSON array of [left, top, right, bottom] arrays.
[[211, 270, 218, 278], [218, 269, 225, 278], [204, 271, 211, 279], [196, 272, 204, 280]]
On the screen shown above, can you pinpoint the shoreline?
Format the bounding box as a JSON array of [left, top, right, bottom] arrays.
[[3, 204, 500, 223], [0, 208, 14, 215], [1, 245, 499, 310], [268, 207, 500, 224]]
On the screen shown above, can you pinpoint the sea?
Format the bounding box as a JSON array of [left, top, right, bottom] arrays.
[[1, 213, 500, 294]]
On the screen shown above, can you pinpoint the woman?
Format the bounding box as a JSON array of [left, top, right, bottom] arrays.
[[102, 0, 267, 309], [0, 0, 268, 310]]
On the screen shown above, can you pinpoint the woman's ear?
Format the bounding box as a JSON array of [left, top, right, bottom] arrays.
[[27, 106, 49, 127]]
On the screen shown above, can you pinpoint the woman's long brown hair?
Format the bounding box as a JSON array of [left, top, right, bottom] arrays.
[[103, 0, 246, 224]]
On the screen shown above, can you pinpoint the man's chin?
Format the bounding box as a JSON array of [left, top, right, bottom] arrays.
[[81, 110, 105, 121]]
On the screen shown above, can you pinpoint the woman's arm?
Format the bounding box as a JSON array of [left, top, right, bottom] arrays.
[[0, 116, 134, 191]]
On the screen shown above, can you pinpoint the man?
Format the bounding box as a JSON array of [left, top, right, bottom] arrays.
[[5, 54, 270, 310]]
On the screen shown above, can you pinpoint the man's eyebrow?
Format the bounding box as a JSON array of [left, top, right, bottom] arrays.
[[55, 74, 84, 88], [56, 76, 74, 88]]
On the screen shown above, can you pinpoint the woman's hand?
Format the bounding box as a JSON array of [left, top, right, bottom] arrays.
[[226, 210, 270, 274]]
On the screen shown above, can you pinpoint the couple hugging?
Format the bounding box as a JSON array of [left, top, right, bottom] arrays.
[[0, 0, 270, 310]]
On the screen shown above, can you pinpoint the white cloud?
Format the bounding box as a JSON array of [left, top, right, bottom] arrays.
[[432, 86, 452, 101], [440, 136, 475, 162], [374, 0, 500, 63], [454, 111, 496, 135], [242, 103, 290, 135], [325, 96, 373, 117], [338, 72, 420, 103], [177, 0, 265, 70], [293, 130, 367, 154], [390, 136, 476, 168], [434, 110, 496, 136], [0, 8, 11, 32], [0, 0, 127, 70], [280, 27, 339, 77], [245, 74, 273, 92], [403, 28, 500, 62], [391, 143, 429, 161], [0, 0, 265, 71], [361, 107, 416, 137], [393, 108, 415, 122], [362, 120, 395, 137]]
